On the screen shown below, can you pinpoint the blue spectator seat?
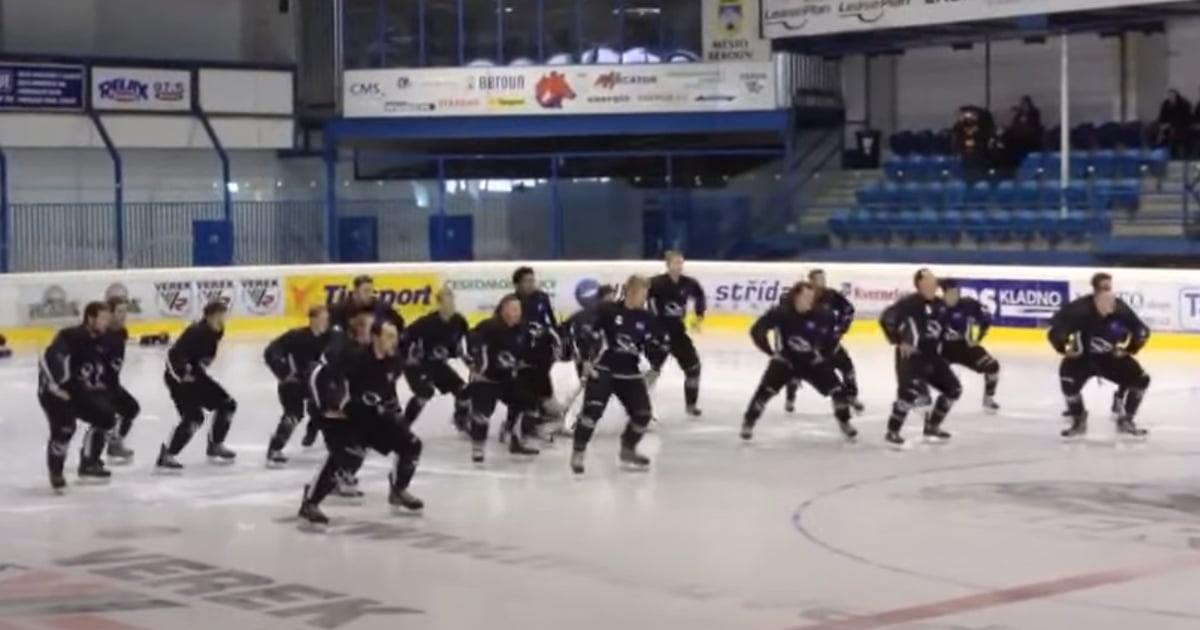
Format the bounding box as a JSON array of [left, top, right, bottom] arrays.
[[856, 181, 881, 206], [944, 180, 967, 207], [1017, 180, 1041, 208], [1141, 148, 1168, 178], [1019, 152, 1046, 179], [963, 210, 989, 241], [938, 209, 965, 240], [1090, 150, 1117, 178], [965, 180, 991, 208], [903, 154, 928, 180], [884, 155, 905, 180], [921, 181, 945, 207], [898, 181, 922, 206], [994, 180, 1017, 208], [1064, 180, 1089, 209], [890, 131, 916, 156], [1011, 209, 1038, 240]]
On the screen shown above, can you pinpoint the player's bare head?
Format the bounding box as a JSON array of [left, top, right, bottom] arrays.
[[791, 281, 815, 311], [1094, 289, 1116, 315], [105, 295, 128, 326], [308, 305, 330, 333], [914, 268, 938, 298], [807, 269, 826, 289], [352, 275, 374, 303], [665, 251, 684, 275], [624, 274, 650, 307], [436, 285, 456, 315], [597, 284, 618, 303], [513, 267, 536, 294], [83, 301, 112, 331], [371, 320, 399, 355], [347, 306, 374, 341], [939, 278, 960, 305], [1091, 272, 1113, 293], [203, 300, 229, 329], [497, 294, 522, 325]]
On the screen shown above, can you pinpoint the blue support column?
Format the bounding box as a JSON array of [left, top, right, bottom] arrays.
[[0, 148, 7, 273], [535, 0, 544, 61], [418, 0, 428, 65], [665, 153, 675, 251], [88, 110, 124, 268], [375, 0, 387, 66], [456, 0, 466, 65], [549, 157, 562, 258], [324, 147, 339, 262], [435, 158, 447, 260], [495, 0, 504, 62]]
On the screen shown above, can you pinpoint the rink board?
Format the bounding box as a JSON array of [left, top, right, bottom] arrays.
[[0, 260, 1198, 351]]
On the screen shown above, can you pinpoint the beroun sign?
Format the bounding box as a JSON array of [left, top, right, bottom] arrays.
[[92, 67, 190, 112], [702, 0, 772, 63], [762, 0, 1194, 39], [342, 62, 776, 117]]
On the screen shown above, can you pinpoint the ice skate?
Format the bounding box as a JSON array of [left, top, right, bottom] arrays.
[[1060, 411, 1088, 439], [49, 472, 66, 494], [685, 405, 702, 418], [982, 395, 1000, 413], [206, 442, 236, 463], [389, 489, 424, 512], [1110, 395, 1126, 423], [739, 421, 754, 441], [619, 446, 650, 470], [300, 426, 318, 448], [471, 443, 486, 464], [77, 459, 112, 482], [1116, 416, 1148, 439], [885, 430, 906, 448], [784, 400, 796, 413], [508, 435, 540, 457], [155, 445, 184, 473], [106, 436, 134, 462], [569, 450, 586, 475], [849, 398, 866, 415], [298, 490, 329, 527], [333, 472, 364, 499], [266, 449, 288, 467], [838, 419, 858, 441]]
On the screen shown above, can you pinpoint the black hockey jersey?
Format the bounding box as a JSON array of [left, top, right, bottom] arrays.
[[516, 289, 559, 351], [562, 304, 604, 363], [165, 321, 223, 384], [750, 305, 838, 366], [39, 325, 106, 398], [467, 316, 525, 381], [99, 326, 128, 387], [648, 273, 707, 326], [588, 302, 667, 378], [401, 311, 469, 365], [942, 297, 991, 344], [816, 289, 855, 337], [343, 346, 404, 413], [1048, 296, 1149, 356], [879, 293, 948, 356], [264, 326, 331, 382], [308, 331, 363, 414]]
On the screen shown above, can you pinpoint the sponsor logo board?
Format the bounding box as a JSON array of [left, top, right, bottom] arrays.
[[285, 274, 440, 321], [958, 279, 1069, 327], [91, 67, 190, 112]]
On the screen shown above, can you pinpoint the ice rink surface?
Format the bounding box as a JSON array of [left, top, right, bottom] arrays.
[[0, 334, 1199, 630]]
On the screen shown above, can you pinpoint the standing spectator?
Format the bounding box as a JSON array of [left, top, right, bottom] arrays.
[[1157, 89, 1192, 158], [1007, 96, 1044, 159], [953, 106, 994, 184]]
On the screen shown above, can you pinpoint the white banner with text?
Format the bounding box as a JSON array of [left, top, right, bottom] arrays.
[[91, 66, 191, 112]]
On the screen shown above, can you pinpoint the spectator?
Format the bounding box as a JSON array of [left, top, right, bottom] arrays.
[[953, 106, 995, 184], [1157, 89, 1192, 158], [1006, 95, 1044, 159]]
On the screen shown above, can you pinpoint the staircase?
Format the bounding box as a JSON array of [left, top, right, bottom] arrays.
[[1110, 161, 1189, 238]]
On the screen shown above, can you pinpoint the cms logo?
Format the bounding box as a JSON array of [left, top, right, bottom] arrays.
[[1179, 288, 1200, 330], [350, 83, 384, 98]]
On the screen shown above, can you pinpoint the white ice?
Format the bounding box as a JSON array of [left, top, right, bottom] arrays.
[[0, 335, 1198, 630]]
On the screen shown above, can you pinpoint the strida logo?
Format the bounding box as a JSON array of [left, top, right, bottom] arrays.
[[240, 278, 281, 315]]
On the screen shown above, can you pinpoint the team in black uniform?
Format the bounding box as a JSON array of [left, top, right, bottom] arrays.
[[743, 282, 858, 442], [1048, 285, 1151, 438], [467, 294, 540, 462], [783, 270, 863, 413], [879, 269, 962, 446], [569, 275, 667, 474], [102, 295, 140, 462], [263, 306, 331, 466], [399, 287, 471, 432], [1060, 273, 1131, 420], [299, 314, 425, 526], [507, 267, 562, 441], [39, 301, 121, 490], [157, 301, 237, 471], [938, 280, 1002, 411], [646, 252, 706, 417]]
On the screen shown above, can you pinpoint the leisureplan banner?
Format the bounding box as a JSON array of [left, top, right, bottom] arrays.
[[343, 62, 776, 118]]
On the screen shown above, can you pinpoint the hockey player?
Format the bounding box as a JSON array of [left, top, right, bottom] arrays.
[[563, 284, 618, 378], [299, 318, 424, 526], [646, 251, 706, 417], [399, 286, 470, 432], [506, 266, 561, 441], [1060, 272, 1130, 420], [939, 279, 1001, 412], [742, 281, 858, 442], [466, 294, 540, 463], [39, 301, 121, 490], [784, 269, 862, 413], [570, 275, 667, 474], [263, 305, 332, 466], [879, 268, 961, 446], [157, 301, 236, 471], [1048, 288, 1150, 438], [102, 295, 140, 462]]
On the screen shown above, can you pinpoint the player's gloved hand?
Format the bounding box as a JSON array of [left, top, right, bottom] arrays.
[[898, 343, 916, 358], [1063, 347, 1082, 358], [691, 317, 704, 333], [643, 369, 661, 388], [1113, 347, 1128, 358], [581, 362, 597, 379]]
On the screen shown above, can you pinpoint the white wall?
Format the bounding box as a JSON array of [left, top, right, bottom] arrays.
[[0, 0, 295, 63]]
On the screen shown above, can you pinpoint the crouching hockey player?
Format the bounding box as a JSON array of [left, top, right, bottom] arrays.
[[263, 305, 331, 466], [879, 269, 962, 446], [742, 282, 857, 442], [557, 283, 618, 429], [784, 270, 863, 414], [399, 286, 470, 433], [507, 267, 564, 442], [467, 295, 540, 463], [570, 275, 666, 474], [1048, 288, 1151, 439], [299, 317, 424, 526], [39, 302, 123, 490], [102, 295, 140, 462], [939, 279, 1002, 412]]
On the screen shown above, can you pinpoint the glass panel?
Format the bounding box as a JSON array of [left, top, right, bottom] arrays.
[[499, 0, 541, 63], [542, 0, 578, 62], [461, 0, 500, 64], [380, 0, 419, 67], [662, 0, 701, 57], [558, 155, 666, 260], [424, 0, 460, 66], [442, 159, 555, 260]]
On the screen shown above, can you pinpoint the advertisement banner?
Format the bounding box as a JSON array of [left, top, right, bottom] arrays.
[[703, 0, 771, 62], [958, 279, 1070, 328], [0, 63, 84, 111], [1069, 283, 1178, 331], [444, 273, 558, 317], [763, 0, 1192, 40], [285, 274, 440, 322], [343, 62, 775, 118], [239, 278, 283, 316], [91, 67, 190, 112], [1177, 286, 1200, 332], [153, 281, 197, 319], [18, 280, 158, 326]]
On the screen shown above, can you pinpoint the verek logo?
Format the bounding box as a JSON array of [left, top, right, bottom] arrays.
[[240, 278, 281, 315], [154, 281, 193, 317], [535, 72, 575, 109], [98, 78, 150, 102], [196, 279, 235, 309]]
